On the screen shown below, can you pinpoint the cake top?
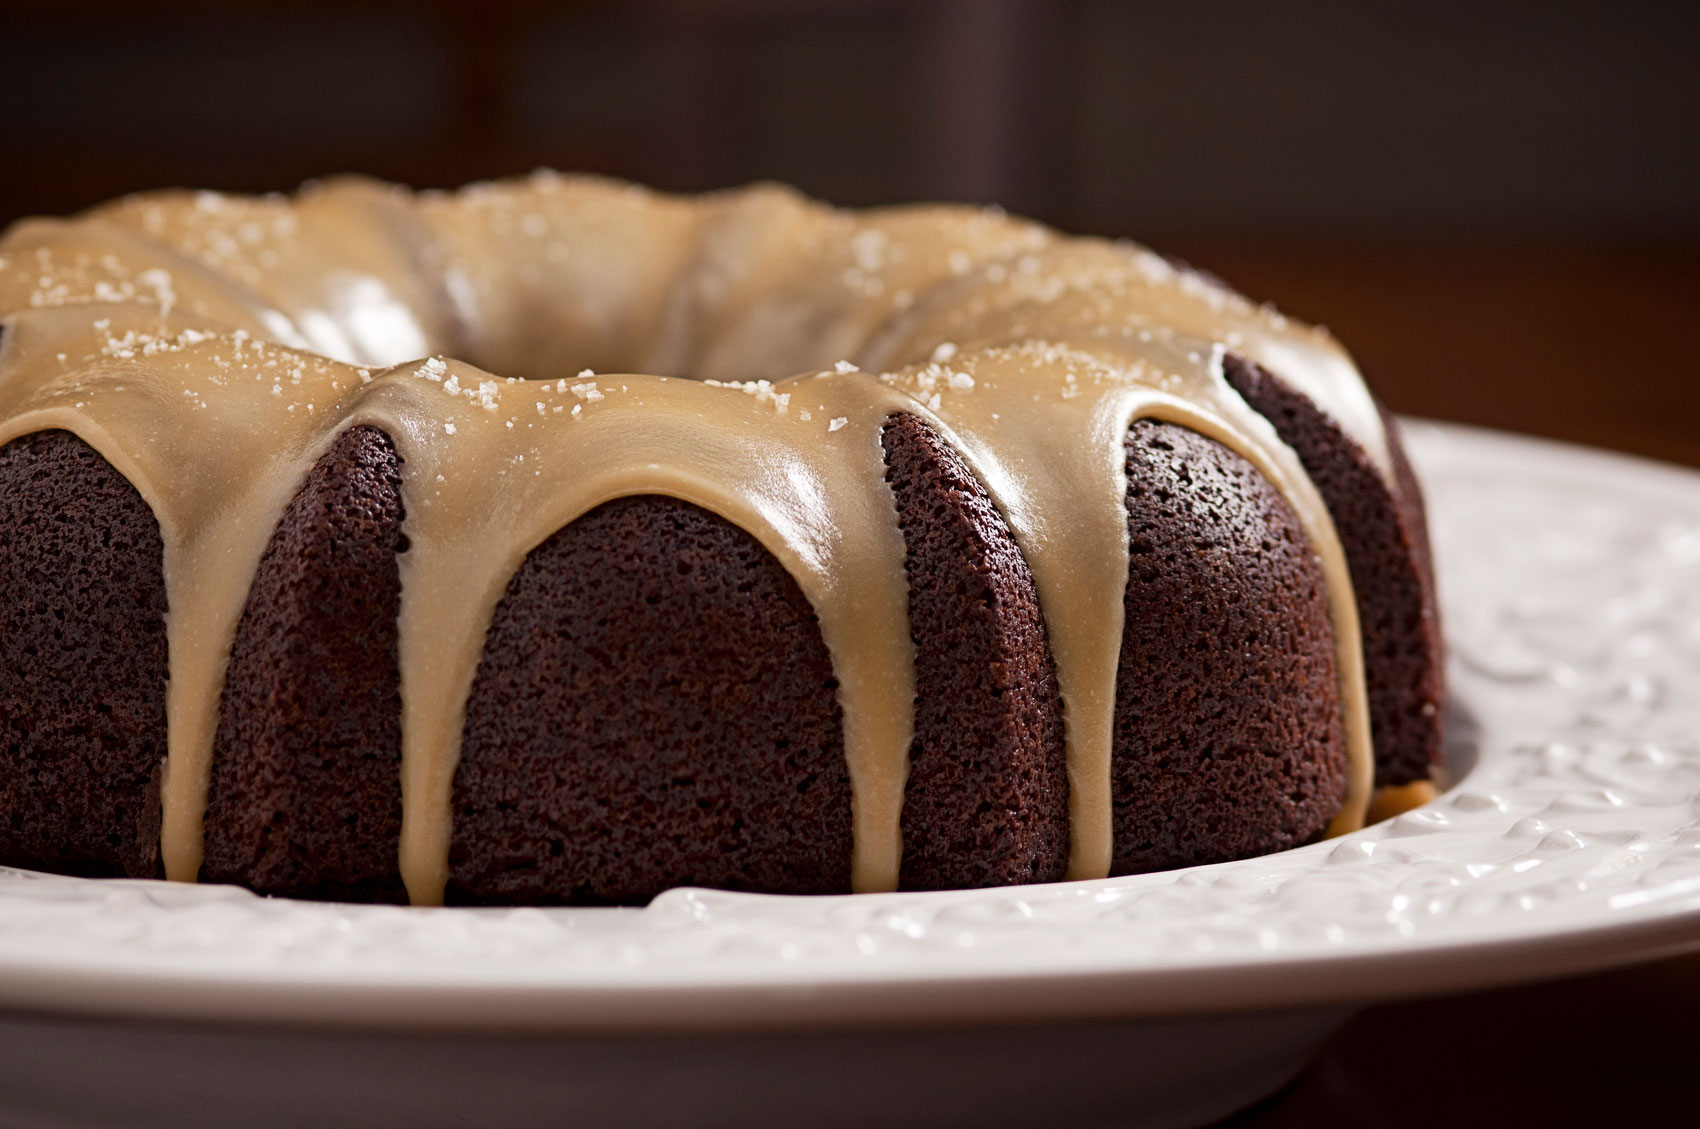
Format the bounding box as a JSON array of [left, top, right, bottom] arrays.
[[0, 173, 1376, 903]]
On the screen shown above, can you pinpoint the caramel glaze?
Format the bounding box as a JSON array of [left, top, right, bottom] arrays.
[[0, 173, 1379, 903]]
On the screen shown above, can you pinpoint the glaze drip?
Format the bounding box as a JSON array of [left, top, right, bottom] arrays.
[[0, 174, 1378, 902]]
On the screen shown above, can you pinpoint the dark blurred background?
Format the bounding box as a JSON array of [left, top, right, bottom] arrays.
[[3, 0, 1698, 464]]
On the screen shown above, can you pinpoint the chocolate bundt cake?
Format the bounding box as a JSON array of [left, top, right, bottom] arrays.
[[0, 174, 1443, 905]]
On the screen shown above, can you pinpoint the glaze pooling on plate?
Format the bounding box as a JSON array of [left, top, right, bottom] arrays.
[[0, 425, 1692, 1035], [0, 173, 1385, 901]]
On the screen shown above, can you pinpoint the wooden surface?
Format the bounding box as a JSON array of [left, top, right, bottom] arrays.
[[1223, 953, 1700, 1126]]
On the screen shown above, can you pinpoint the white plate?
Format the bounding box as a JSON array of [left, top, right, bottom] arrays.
[[3, 420, 1699, 1129]]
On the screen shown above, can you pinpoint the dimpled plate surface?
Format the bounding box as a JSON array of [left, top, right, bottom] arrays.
[[0, 421, 1698, 1036]]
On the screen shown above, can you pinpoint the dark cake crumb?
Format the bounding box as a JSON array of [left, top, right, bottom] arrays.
[[883, 412, 1070, 890], [202, 425, 410, 902], [447, 495, 851, 904], [0, 428, 169, 878], [1111, 420, 1347, 872], [1223, 355, 1444, 786]]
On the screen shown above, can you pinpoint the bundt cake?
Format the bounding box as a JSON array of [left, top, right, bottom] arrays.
[[0, 174, 1443, 906]]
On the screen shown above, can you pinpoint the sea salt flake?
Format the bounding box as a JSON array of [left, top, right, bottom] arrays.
[[136, 268, 176, 317], [828, 416, 848, 432]]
